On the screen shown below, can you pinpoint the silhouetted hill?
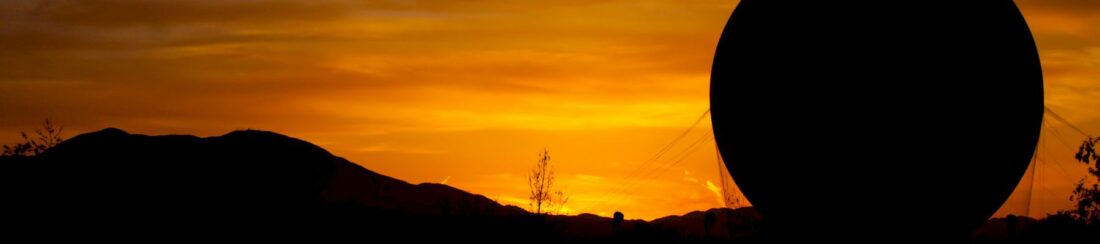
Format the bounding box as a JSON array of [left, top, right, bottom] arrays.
[[652, 207, 763, 239], [0, 128, 532, 239], [2, 128, 774, 241], [969, 214, 1098, 243]]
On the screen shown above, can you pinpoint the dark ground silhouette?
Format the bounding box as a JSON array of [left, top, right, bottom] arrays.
[[0, 128, 759, 242], [1, 128, 1093, 242]]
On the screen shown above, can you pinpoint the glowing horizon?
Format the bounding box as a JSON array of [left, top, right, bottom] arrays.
[[1, 0, 1098, 220]]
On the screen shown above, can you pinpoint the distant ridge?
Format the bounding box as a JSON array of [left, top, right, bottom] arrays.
[[0, 128, 762, 241], [0, 129, 525, 238]]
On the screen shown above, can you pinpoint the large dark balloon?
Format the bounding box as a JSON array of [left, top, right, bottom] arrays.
[[710, 1, 1042, 239]]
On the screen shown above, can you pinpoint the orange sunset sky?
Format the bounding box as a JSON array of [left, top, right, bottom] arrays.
[[1, 0, 1098, 220]]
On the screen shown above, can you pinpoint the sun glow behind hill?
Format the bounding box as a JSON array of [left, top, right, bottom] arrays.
[[0, 0, 1098, 220]]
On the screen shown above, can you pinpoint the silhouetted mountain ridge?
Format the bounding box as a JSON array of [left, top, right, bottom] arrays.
[[56, 128, 526, 214], [1, 128, 772, 241], [1, 128, 537, 237]]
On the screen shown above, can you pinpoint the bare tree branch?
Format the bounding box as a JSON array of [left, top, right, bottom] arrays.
[[528, 149, 568, 215]]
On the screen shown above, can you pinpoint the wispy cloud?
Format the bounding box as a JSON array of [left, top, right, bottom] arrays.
[[705, 180, 724, 207], [357, 144, 443, 154]]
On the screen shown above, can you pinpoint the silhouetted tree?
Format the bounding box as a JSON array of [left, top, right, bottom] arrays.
[[528, 149, 568, 215], [612, 211, 624, 232], [2, 118, 63, 157], [1071, 137, 1100, 224]]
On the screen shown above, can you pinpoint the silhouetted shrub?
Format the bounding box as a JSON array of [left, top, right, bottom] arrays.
[[1, 118, 63, 157]]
